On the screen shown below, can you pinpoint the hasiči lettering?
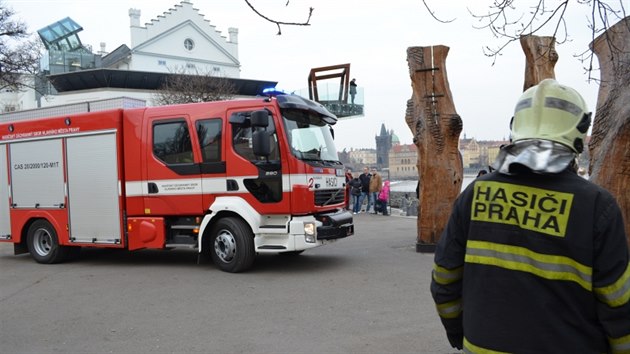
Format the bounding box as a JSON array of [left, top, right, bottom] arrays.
[[471, 181, 574, 237]]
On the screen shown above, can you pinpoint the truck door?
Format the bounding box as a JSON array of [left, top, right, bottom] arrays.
[[144, 116, 202, 215], [226, 109, 289, 212], [194, 118, 227, 209], [66, 133, 122, 244]]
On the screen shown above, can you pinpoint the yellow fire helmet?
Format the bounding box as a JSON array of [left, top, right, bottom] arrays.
[[511, 78, 592, 153]]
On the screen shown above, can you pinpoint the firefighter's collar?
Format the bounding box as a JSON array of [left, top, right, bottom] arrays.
[[492, 139, 576, 175]]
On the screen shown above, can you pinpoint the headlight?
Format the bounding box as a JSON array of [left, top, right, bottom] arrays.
[[304, 222, 316, 243]]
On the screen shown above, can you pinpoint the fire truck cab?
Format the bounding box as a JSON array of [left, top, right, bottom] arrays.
[[0, 95, 353, 272]]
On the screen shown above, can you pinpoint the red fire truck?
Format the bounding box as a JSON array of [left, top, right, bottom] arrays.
[[0, 95, 353, 272]]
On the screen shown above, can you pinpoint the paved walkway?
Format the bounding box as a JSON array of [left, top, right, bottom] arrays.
[[0, 212, 456, 353]]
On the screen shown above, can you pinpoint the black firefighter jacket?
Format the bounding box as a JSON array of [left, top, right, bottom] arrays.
[[431, 170, 630, 353]]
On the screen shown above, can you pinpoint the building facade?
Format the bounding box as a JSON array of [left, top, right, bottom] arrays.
[[460, 137, 481, 169], [125, 3, 239, 77], [348, 148, 377, 168], [459, 137, 510, 171], [343, 136, 515, 179], [389, 144, 418, 179], [0, 1, 274, 113]]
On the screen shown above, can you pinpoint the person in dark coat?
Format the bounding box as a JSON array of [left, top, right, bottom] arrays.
[[348, 175, 363, 214], [431, 79, 630, 352], [358, 166, 371, 213], [344, 168, 353, 209], [349, 78, 357, 104]]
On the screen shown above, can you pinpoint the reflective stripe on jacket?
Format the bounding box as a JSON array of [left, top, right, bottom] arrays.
[[430, 170, 630, 353]]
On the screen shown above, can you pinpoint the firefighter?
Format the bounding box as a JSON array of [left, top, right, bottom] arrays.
[[430, 79, 630, 353]]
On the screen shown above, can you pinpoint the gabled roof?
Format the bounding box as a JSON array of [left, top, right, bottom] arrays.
[[132, 1, 239, 67], [47, 69, 276, 96]]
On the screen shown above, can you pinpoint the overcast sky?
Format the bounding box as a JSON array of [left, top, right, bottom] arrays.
[[5, 0, 616, 151]]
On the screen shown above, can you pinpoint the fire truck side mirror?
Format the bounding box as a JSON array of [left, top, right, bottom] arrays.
[[252, 130, 270, 157], [251, 110, 269, 128], [251, 110, 271, 157]]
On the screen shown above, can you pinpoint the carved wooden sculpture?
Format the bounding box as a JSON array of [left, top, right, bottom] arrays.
[[405, 46, 463, 252], [520, 35, 558, 90], [588, 17, 630, 244]]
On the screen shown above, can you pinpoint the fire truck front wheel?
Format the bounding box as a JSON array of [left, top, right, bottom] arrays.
[[26, 219, 70, 264], [209, 217, 255, 273]]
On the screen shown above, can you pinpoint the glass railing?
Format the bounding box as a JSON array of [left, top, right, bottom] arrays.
[[292, 83, 364, 119]]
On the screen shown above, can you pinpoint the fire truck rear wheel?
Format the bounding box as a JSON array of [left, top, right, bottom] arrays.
[[210, 217, 255, 273], [26, 219, 70, 264]]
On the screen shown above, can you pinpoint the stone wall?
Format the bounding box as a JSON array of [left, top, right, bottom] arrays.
[[390, 191, 418, 216], [349, 191, 418, 216]]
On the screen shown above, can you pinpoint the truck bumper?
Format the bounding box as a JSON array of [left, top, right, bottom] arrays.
[[255, 210, 354, 253], [315, 209, 354, 240]]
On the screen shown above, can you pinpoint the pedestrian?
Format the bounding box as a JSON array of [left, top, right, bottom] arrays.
[[349, 78, 357, 105], [375, 180, 390, 215], [358, 166, 371, 213], [344, 168, 353, 209], [430, 79, 630, 353], [348, 174, 362, 215], [368, 167, 382, 214]]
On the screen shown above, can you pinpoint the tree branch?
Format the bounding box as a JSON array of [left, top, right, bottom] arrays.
[[0, 1, 42, 95], [421, 0, 456, 23], [421, 0, 627, 79], [243, 0, 313, 35], [153, 66, 237, 105]]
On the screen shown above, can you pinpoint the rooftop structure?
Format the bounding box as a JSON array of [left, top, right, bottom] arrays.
[[37, 17, 85, 52], [2, 1, 277, 113]]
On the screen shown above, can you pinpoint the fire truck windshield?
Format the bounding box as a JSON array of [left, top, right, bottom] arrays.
[[282, 109, 339, 163]]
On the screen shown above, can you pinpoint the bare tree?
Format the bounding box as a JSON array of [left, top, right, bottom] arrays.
[[243, 0, 313, 35], [153, 66, 237, 106], [0, 0, 42, 90], [422, 0, 627, 76]]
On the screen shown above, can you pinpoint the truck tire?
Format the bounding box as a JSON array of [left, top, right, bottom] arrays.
[[210, 217, 255, 273], [27, 219, 70, 264]]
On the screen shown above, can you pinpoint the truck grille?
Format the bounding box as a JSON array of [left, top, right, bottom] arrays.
[[314, 188, 345, 206]]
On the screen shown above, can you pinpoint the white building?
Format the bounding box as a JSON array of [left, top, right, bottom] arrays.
[[1, 1, 275, 112], [0, 85, 37, 113], [124, 2, 239, 77], [348, 148, 377, 167]]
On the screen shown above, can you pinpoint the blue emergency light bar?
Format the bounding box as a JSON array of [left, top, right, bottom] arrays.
[[262, 87, 287, 96]]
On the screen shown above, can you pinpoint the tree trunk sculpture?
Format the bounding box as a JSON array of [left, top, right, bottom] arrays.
[[520, 35, 558, 91], [588, 17, 630, 244], [405, 46, 463, 252]]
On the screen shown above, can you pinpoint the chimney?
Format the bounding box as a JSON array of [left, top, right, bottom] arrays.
[[129, 8, 142, 48], [99, 42, 107, 55], [228, 27, 238, 44], [129, 8, 141, 27]]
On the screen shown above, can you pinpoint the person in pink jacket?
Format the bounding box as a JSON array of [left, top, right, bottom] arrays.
[[375, 180, 390, 215]]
